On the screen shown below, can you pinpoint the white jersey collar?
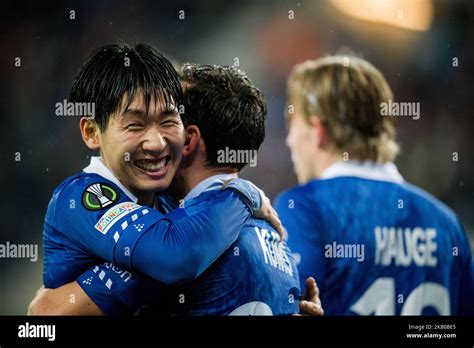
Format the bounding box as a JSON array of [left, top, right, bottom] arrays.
[[320, 160, 404, 184], [183, 173, 238, 202], [83, 156, 139, 203]]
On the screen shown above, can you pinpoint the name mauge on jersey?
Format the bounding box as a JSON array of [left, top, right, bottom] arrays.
[[374, 226, 438, 267]]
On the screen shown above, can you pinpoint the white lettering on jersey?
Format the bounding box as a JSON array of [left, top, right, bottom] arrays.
[[100, 262, 132, 282], [254, 227, 293, 276], [374, 227, 437, 267]]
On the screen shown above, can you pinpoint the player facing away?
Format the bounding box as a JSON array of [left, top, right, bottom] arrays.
[[275, 55, 474, 315], [35, 43, 283, 296], [30, 64, 312, 316]]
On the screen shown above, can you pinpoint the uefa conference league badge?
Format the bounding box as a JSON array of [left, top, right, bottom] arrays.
[[82, 183, 120, 211]]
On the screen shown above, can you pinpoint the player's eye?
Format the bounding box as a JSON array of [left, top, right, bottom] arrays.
[[126, 123, 144, 130], [161, 117, 181, 127]]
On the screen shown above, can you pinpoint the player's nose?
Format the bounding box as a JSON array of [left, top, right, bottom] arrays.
[[142, 127, 167, 154]]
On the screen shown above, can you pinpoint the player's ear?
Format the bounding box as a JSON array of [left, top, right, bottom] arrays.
[[183, 124, 201, 156], [79, 117, 100, 151], [309, 115, 328, 148]]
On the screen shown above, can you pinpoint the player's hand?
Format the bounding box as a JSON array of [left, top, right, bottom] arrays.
[[295, 277, 324, 316]]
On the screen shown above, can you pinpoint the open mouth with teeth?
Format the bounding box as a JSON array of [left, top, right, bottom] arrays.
[[134, 156, 172, 177]]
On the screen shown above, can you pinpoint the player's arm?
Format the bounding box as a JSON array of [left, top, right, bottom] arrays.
[[57, 178, 280, 285], [28, 284, 103, 316], [32, 261, 166, 316], [30, 268, 325, 316]]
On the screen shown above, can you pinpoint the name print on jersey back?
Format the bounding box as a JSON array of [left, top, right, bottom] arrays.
[[375, 226, 438, 267]]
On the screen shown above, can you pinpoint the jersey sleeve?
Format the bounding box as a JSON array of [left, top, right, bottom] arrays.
[[274, 190, 328, 291], [76, 262, 162, 315], [52, 175, 255, 284]]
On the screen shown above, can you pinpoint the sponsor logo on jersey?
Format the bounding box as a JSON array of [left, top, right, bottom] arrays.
[[94, 202, 141, 234], [87, 262, 133, 291], [82, 183, 120, 210]]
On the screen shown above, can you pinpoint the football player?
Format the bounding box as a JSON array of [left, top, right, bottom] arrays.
[[275, 55, 474, 315], [29, 46, 322, 315], [33, 43, 280, 300]]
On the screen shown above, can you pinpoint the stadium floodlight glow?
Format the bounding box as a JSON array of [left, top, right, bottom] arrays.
[[330, 0, 434, 31]]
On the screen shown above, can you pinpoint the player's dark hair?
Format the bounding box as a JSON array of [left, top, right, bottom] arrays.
[[70, 43, 183, 131], [179, 64, 266, 171]]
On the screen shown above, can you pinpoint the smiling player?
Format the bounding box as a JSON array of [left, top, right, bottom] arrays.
[[38, 43, 280, 293], [30, 61, 324, 316]]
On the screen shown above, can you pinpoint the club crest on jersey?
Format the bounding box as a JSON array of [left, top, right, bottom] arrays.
[[82, 183, 120, 211]]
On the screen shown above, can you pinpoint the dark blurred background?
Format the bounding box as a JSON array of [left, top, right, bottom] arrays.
[[1, 0, 473, 314]]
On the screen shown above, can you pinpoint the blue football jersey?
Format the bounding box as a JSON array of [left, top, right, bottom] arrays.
[[163, 211, 300, 315], [77, 182, 301, 315], [275, 161, 474, 315], [43, 157, 258, 288]]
